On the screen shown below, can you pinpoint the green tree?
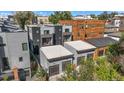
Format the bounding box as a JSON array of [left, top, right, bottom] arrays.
[[60, 57, 123, 81], [90, 14, 97, 19], [95, 57, 122, 81], [107, 32, 124, 63], [49, 11, 72, 24], [107, 43, 120, 63], [61, 58, 95, 81], [98, 11, 109, 20], [14, 11, 35, 30], [98, 11, 118, 20], [36, 67, 47, 81]]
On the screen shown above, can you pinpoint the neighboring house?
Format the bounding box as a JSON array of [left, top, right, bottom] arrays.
[[40, 45, 74, 77], [86, 37, 117, 59], [37, 16, 50, 24], [105, 24, 119, 33], [64, 40, 96, 66], [119, 16, 124, 32], [40, 24, 63, 46], [0, 18, 20, 32], [104, 32, 122, 41], [59, 20, 105, 41], [72, 15, 93, 20], [0, 32, 31, 80]]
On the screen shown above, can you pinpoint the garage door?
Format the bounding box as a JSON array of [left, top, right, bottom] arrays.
[[49, 64, 59, 76]]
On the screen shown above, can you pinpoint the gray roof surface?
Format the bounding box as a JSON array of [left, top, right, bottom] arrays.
[[108, 32, 122, 38], [40, 45, 73, 62], [86, 37, 118, 48]]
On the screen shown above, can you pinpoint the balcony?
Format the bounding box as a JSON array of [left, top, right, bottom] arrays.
[[63, 32, 72, 36]]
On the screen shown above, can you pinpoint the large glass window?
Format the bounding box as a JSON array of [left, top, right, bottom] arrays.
[[62, 60, 71, 71], [42, 37, 52, 46], [87, 53, 94, 59], [19, 57, 23, 62], [44, 30, 50, 35], [22, 43, 28, 51], [49, 65, 59, 76], [65, 28, 70, 33], [98, 50, 104, 56], [77, 56, 85, 66]]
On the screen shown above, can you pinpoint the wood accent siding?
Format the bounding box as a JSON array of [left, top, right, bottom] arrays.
[[59, 20, 105, 41]]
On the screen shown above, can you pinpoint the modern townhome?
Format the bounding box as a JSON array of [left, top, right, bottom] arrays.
[[86, 37, 118, 59], [27, 24, 63, 54], [40, 45, 74, 77], [59, 20, 105, 40], [27, 24, 72, 54], [64, 40, 96, 66], [40, 24, 63, 46], [0, 32, 31, 80]]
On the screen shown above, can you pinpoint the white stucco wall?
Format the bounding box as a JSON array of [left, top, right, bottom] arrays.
[[40, 25, 55, 35], [64, 43, 95, 65], [0, 32, 30, 71], [40, 49, 73, 75]]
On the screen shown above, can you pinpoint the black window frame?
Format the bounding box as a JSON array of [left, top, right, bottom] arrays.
[[98, 50, 104, 56], [62, 60, 71, 71], [49, 64, 59, 76], [44, 30, 50, 35], [19, 57, 23, 62], [77, 56, 85, 66], [65, 28, 70, 33], [22, 43, 28, 51]]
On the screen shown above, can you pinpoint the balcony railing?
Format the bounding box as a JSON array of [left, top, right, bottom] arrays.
[[63, 32, 72, 36]]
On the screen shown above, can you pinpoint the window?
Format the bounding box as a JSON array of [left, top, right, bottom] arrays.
[[79, 24, 85, 29], [2, 57, 10, 71], [65, 28, 70, 33], [22, 43, 28, 51], [77, 56, 85, 66], [62, 60, 71, 71], [42, 37, 52, 46], [44, 30, 49, 34], [77, 32, 80, 37], [98, 50, 104, 56], [49, 65, 59, 76], [87, 53, 93, 59], [19, 57, 23, 62], [85, 34, 87, 38]]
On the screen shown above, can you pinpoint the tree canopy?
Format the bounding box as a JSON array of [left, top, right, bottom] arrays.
[[60, 57, 123, 81], [98, 11, 118, 20], [14, 11, 35, 30], [49, 11, 72, 24]]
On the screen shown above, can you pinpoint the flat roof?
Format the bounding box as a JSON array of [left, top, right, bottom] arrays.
[[64, 40, 96, 52], [108, 32, 122, 38], [86, 37, 117, 48], [40, 45, 73, 62]]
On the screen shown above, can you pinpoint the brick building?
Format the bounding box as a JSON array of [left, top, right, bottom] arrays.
[[59, 20, 105, 41]]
